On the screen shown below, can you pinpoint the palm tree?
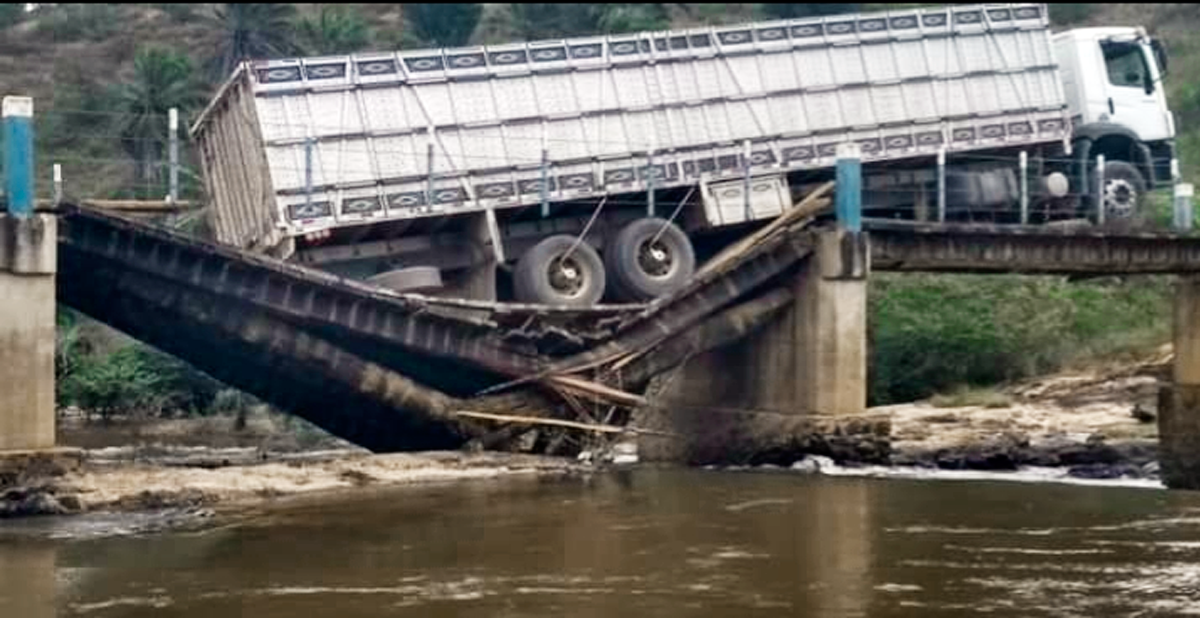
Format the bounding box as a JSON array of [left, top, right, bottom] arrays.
[[508, 4, 599, 40], [115, 47, 204, 196], [405, 4, 482, 47], [205, 3, 299, 81], [296, 6, 371, 55]]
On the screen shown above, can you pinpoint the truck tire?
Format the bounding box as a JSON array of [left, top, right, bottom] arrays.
[[513, 235, 606, 307], [604, 218, 695, 302], [1100, 160, 1148, 221]]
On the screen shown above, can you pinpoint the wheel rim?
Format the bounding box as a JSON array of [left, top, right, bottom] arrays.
[[547, 254, 587, 298], [1104, 178, 1138, 219], [636, 238, 675, 279]]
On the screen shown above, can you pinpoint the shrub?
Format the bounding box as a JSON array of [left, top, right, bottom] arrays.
[[0, 3, 23, 29], [405, 3, 482, 47], [154, 3, 195, 22], [869, 274, 1170, 405], [296, 6, 372, 55], [1049, 4, 1095, 26], [33, 4, 122, 43], [59, 341, 224, 421], [930, 386, 1014, 409]]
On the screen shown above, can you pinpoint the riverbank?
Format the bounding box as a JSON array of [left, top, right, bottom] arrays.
[[1, 447, 585, 519], [878, 351, 1166, 479], [1, 351, 1173, 520]]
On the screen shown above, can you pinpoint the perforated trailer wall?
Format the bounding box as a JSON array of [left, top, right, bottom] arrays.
[[191, 3, 1071, 245]]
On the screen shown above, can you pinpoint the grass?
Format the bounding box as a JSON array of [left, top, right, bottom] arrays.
[[930, 386, 1015, 409]]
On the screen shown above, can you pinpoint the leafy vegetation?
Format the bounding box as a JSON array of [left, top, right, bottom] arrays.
[[869, 274, 1171, 405], [204, 3, 300, 81], [57, 310, 224, 421], [0, 3, 23, 28], [295, 6, 372, 55], [930, 387, 1014, 410], [761, 4, 861, 19], [405, 4, 483, 47], [32, 4, 121, 42], [115, 47, 205, 195], [1049, 4, 1096, 26]]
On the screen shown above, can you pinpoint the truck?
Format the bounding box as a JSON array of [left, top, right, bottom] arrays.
[[190, 2, 1178, 307]]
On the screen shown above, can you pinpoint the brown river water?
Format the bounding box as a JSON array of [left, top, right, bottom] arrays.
[[2, 468, 1200, 617]]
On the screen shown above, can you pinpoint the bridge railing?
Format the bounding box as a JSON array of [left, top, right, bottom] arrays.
[[859, 148, 1195, 234], [0, 97, 202, 218]]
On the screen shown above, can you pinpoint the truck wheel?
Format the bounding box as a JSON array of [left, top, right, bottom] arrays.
[[605, 218, 695, 302], [513, 235, 606, 307], [1100, 160, 1147, 221]]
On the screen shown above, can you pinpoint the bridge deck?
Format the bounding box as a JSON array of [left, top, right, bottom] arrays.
[[866, 219, 1200, 274]]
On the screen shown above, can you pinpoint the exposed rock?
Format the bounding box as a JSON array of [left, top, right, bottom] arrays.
[[0, 487, 68, 517], [1067, 463, 1144, 480], [790, 455, 835, 474]]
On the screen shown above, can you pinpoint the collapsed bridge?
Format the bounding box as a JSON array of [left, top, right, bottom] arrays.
[[55, 186, 836, 456], [50, 182, 1200, 464]]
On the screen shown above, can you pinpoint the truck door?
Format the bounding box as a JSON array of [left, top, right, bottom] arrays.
[[1098, 38, 1172, 142]]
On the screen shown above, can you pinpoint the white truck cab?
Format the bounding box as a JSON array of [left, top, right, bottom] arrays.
[[1053, 27, 1177, 194]]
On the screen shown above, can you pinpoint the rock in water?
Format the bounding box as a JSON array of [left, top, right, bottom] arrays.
[[790, 455, 835, 474], [1131, 404, 1156, 423], [611, 442, 639, 465], [17, 491, 66, 516]]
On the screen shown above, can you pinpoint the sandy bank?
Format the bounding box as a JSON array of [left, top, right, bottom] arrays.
[[875, 357, 1165, 477], [2, 450, 583, 518]]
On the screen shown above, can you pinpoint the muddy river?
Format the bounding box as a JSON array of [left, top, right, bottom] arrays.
[[2, 468, 1199, 617]]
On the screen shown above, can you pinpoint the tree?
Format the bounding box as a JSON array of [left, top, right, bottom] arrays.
[[204, 3, 299, 81], [506, 4, 670, 40], [1049, 4, 1095, 26], [761, 4, 861, 19], [508, 4, 601, 40], [115, 47, 204, 196], [596, 4, 670, 34], [405, 3, 482, 47], [0, 3, 23, 28], [296, 5, 372, 55]]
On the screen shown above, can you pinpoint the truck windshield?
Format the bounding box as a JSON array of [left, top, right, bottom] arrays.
[[1101, 40, 1152, 92]]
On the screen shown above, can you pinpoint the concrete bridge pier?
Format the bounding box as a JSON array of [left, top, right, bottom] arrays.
[[637, 228, 875, 464], [1159, 275, 1200, 490], [1, 95, 78, 482], [636, 145, 878, 464], [0, 213, 58, 453]]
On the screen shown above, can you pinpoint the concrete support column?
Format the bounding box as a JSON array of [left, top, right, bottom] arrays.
[[1159, 275, 1200, 489], [792, 229, 869, 417], [0, 214, 58, 452], [639, 228, 872, 464]]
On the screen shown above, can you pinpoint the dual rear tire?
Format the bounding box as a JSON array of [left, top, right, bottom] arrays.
[[513, 218, 695, 307]]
